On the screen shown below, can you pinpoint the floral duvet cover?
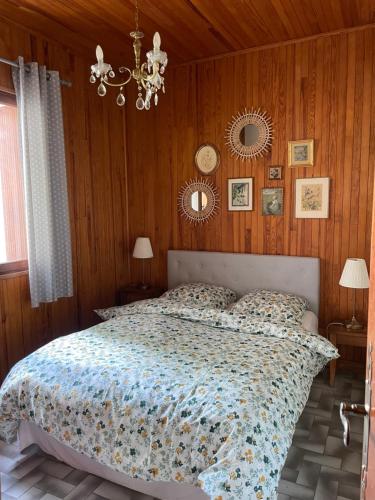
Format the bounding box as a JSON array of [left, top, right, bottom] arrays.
[[0, 299, 338, 500]]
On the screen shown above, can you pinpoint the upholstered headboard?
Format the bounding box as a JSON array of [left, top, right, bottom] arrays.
[[168, 250, 320, 315]]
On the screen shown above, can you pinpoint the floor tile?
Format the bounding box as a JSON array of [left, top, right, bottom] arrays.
[[10, 455, 46, 480], [18, 487, 45, 499], [94, 480, 139, 500], [64, 474, 103, 500], [278, 479, 315, 499], [296, 462, 321, 489], [5, 470, 45, 498], [38, 459, 73, 480], [34, 474, 75, 497]]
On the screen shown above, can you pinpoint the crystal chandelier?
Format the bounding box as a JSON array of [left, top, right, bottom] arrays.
[[89, 0, 168, 110]]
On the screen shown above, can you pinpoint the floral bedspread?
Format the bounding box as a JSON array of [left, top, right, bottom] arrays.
[[0, 299, 338, 500]]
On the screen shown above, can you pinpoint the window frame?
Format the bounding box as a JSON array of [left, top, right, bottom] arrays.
[[0, 90, 28, 276]]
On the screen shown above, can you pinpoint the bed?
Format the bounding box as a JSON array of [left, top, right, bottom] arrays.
[[0, 251, 337, 500]]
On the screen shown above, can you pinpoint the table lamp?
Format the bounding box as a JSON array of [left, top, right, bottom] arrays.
[[133, 237, 153, 289], [339, 258, 369, 330]]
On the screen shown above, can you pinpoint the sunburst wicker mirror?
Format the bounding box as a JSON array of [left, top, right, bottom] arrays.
[[178, 178, 219, 224], [225, 108, 273, 160]]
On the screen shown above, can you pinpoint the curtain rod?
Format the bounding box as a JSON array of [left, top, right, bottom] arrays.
[[0, 56, 72, 87]]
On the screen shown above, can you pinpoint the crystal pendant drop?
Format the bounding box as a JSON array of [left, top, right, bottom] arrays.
[[117, 93, 126, 106], [136, 97, 145, 110], [154, 93, 158, 105], [160, 66, 165, 75], [145, 99, 150, 110], [89, 74, 96, 83], [97, 83, 106, 96]]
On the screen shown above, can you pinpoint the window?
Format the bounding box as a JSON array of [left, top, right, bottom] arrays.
[[0, 91, 28, 274]]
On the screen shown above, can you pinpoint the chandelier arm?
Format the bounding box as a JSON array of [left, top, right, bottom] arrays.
[[101, 68, 132, 87], [101, 77, 132, 88], [138, 77, 148, 90], [141, 62, 160, 83]]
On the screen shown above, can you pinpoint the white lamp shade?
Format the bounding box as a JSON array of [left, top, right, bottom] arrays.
[[132, 237, 153, 259], [339, 258, 369, 289]]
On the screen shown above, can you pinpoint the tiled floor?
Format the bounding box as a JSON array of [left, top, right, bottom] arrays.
[[0, 372, 364, 500]]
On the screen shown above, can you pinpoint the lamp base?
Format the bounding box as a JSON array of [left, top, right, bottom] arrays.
[[345, 316, 363, 330]]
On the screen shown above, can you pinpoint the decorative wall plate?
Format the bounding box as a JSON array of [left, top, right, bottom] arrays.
[[178, 178, 219, 224], [225, 108, 273, 160], [194, 143, 220, 175]]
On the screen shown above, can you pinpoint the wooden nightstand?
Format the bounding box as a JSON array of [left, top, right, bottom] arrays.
[[118, 284, 165, 305], [327, 323, 367, 386]]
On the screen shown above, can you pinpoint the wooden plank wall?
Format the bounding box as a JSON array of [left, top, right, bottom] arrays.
[[126, 27, 375, 332], [0, 18, 130, 380]]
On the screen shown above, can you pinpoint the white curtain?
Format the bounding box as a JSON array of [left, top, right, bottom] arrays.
[[12, 57, 73, 308]]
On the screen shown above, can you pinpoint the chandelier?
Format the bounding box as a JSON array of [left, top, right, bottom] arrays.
[[89, 0, 168, 110]]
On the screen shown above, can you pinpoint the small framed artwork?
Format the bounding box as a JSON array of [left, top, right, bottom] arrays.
[[262, 187, 284, 216], [228, 177, 253, 211], [295, 177, 330, 218], [288, 139, 314, 167], [268, 166, 282, 180]]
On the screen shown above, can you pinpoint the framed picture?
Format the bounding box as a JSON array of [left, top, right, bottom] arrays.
[[288, 139, 314, 167], [268, 166, 282, 180], [195, 143, 220, 175], [295, 177, 330, 218], [262, 187, 283, 216], [228, 177, 253, 211]]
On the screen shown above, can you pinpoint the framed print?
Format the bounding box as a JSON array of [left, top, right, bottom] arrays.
[[195, 143, 220, 175], [295, 177, 330, 218], [288, 139, 314, 167], [228, 177, 253, 211], [262, 187, 283, 215], [268, 166, 282, 180]]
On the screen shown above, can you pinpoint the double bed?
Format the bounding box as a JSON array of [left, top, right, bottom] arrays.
[[0, 251, 337, 500]]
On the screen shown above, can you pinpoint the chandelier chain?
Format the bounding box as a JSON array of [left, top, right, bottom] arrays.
[[135, 0, 139, 32]]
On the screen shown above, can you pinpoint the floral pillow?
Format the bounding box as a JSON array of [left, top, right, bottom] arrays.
[[161, 282, 237, 309], [229, 289, 309, 326], [95, 299, 159, 321]]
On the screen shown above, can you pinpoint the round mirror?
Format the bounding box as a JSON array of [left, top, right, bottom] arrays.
[[191, 191, 208, 212], [178, 179, 219, 224], [240, 124, 259, 146], [225, 108, 273, 160]]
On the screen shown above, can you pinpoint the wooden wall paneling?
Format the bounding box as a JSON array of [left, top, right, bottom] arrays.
[[357, 28, 373, 319], [126, 27, 374, 338], [220, 56, 234, 253], [108, 102, 130, 291]]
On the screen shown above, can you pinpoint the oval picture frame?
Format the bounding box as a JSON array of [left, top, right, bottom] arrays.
[[178, 178, 220, 224], [194, 143, 220, 175], [225, 108, 273, 161]]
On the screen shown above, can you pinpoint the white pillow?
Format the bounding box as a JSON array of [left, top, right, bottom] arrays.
[[301, 310, 319, 333]]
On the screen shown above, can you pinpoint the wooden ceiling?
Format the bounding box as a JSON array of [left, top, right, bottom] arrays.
[[1, 0, 374, 64]]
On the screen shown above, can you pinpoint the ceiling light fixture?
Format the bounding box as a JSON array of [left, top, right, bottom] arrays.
[[89, 0, 167, 110]]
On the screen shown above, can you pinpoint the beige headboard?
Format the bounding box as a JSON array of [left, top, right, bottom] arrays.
[[168, 250, 320, 315]]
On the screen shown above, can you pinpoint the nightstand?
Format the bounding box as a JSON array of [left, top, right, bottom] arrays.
[[326, 323, 367, 386], [118, 284, 165, 305]]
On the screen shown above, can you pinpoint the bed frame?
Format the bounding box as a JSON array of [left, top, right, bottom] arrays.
[[168, 250, 320, 315]]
